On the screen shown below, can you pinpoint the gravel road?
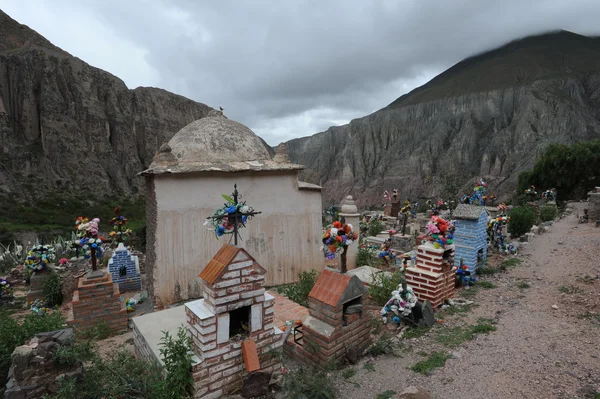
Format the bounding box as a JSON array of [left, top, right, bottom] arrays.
[[332, 202, 600, 399]]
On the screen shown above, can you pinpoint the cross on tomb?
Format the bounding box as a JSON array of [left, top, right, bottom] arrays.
[[206, 184, 261, 246]]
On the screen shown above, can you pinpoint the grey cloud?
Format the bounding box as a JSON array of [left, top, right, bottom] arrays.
[[5, 0, 600, 144]]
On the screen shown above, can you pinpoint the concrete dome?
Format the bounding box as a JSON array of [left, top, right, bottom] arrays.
[[169, 112, 271, 164], [142, 110, 305, 175]]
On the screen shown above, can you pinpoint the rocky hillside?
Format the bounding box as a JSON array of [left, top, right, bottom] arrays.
[[286, 31, 600, 206], [0, 10, 213, 198]]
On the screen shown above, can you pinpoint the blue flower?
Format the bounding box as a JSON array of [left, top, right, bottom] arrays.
[[216, 226, 225, 236], [226, 206, 236, 214]]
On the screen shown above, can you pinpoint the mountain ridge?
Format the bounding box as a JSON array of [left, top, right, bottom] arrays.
[[0, 9, 214, 199], [286, 30, 600, 205]]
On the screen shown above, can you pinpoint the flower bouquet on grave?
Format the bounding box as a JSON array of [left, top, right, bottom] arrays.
[[525, 185, 538, 198], [75, 217, 104, 269], [29, 298, 58, 314], [455, 265, 476, 287], [383, 190, 391, 202], [205, 193, 258, 238], [424, 216, 454, 249], [109, 206, 133, 248], [321, 221, 358, 260], [24, 244, 56, 272], [0, 277, 13, 298], [378, 239, 397, 266], [470, 178, 487, 205], [497, 202, 509, 215]]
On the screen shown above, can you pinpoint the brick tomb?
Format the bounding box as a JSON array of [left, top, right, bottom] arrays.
[[107, 242, 142, 292], [66, 272, 128, 332], [186, 244, 283, 399], [405, 244, 455, 308], [285, 268, 371, 365], [453, 204, 488, 273]]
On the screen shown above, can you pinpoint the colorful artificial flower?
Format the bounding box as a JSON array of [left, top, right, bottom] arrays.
[[0, 277, 12, 298], [321, 221, 358, 259], [206, 192, 257, 239], [75, 216, 104, 259], [109, 206, 133, 247], [24, 244, 56, 271], [424, 216, 454, 249]]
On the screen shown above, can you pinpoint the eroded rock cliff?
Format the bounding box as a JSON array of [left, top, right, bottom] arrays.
[[0, 10, 212, 198], [286, 31, 600, 206]]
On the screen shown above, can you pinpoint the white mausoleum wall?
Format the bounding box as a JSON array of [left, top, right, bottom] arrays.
[[150, 171, 322, 307]]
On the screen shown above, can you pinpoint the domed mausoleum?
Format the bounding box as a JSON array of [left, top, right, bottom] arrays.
[[141, 110, 323, 307]]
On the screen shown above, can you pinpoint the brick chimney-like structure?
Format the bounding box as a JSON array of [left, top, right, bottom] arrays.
[[185, 244, 283, 398], [285, 269, 371, 365], [405, 244, 455, 308]]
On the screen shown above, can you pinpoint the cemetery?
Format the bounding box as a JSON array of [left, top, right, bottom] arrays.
[[0, 113, 595, 399]]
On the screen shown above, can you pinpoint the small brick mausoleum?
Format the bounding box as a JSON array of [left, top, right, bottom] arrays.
[[285, 268, 371, 365], [453, 204, 488, 273], [107, 243, 142, 292], [405, 244, 455, 308], [185, 244, 283, 398], [67, 272, 128, 333]]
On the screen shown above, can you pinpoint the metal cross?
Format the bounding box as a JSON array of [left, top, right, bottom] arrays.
[[206, 184, 261, 246]]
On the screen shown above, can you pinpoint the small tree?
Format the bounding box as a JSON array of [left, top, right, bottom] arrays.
[[508, 206, 536, 237]]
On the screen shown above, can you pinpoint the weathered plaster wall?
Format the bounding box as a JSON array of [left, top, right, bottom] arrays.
[[150, 171, 323, 307]]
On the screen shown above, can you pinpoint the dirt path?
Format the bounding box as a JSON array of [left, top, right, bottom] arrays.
[[333, 202, 600, 399]]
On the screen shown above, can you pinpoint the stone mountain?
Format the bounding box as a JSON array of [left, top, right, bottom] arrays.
[[285, 31, 600, 206], [0, 10, 215, 199]]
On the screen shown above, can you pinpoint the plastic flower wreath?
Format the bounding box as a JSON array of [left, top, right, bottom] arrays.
[[0, 277, 12, 298], [24, 244, 56, 271], [424, 216, 455, 249], [109, 206, 132, 247], [205, 194, 256, 238], [455, 265, 476, 286], [75, 216, 104, 260], [321, 221, 358, 260], [525, 185, 537, 196]]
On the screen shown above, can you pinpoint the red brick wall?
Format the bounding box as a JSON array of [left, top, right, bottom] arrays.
[[188, 259, 283, 399], [405, 244, 455, 308], [67, 273, 127, 332]]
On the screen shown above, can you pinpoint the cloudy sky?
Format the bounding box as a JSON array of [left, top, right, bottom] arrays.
[[2, 0, 600, 145]]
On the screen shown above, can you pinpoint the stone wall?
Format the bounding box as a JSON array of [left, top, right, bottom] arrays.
[[588, 187, 600, 221], [66, 272, 128, 333], [4, 329, 82, 399]]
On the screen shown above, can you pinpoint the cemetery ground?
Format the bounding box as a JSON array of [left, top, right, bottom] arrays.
[[1, 202, 599, 398], [326, 202, 600, 399]]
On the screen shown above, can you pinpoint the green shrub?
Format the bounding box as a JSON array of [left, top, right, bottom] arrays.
[[43, 271, 64, 307], [410, 351, 450, 374], [368, 271, 404, 306], [539, 205, 557, 222], [282, 367, 335, 399], [368, 220, 384, 237], [356, 247, 382, 268], [50, 328, 193, 399], [159, 327, 194, 399], [1, 311, 65, 387], [277, 270, 319, 307], [508, 206, 536, 237], [53, 340, 95, 366]]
